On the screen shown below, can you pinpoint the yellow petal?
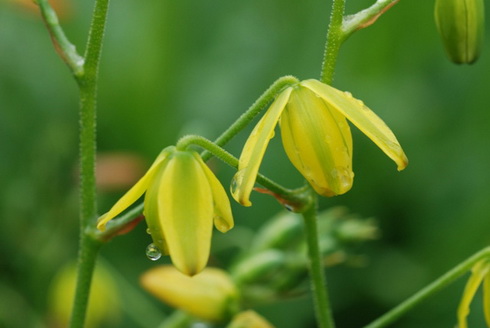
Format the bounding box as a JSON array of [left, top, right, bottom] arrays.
[[483, 272, 490, 327], [140, 265, 238, 322], [96, 147, 173, 231], [457, 261, 490, 328], [143, 165, 169, 255], [193, 152, 234, 233], [231, 87, 293, 206], [159, 151, 214, 276], [227, 310, 275, 328], [301, 79, 408, 171], [280, 85, 353, 196]]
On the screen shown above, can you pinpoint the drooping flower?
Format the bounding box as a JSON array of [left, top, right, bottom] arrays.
[[457, 260, 490, 328], [231, 79, 408, 206], [97, 146, 234, 276], [140, 265, 239, 322]]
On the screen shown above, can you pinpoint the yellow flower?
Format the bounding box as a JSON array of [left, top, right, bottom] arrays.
[[227, 310, 275, 328], [232, 79, 408, 206], [140, 265, 239, 322], [457, 260, 490, 328], [97, 146, 234, 276]]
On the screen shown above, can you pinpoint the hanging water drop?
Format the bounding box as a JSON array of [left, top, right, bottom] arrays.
[[146, 227, 151, 235], [146, 243, 161, 261]]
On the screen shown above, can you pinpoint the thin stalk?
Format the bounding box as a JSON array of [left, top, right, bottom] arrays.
[[177, 135, 306, 206], [37, 0, 84, 77], [201, 75, 299, 161], [342, 0, 400, 40], [70, 0, 110, 326], [302, 196, 336, 328], [320, 0, 345, 85], [364, 247, 490, 328]]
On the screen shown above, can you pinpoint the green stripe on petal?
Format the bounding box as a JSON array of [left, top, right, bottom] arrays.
[[281, 86, 353, 196], [301, 79, 408, 171], [160, 151, 214, 276], [193, 152, 234, 233], [96, 147, 174, 231], [231, 87, 292, 206]]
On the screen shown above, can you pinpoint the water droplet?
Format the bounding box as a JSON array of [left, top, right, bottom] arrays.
[[230, 171, 244, 196], [146, 243, 161, 261], [284, 204, 294, 212], [146, 228, 151, 235], [344, 91, 353, 98]]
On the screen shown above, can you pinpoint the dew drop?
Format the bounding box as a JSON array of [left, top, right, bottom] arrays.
[[146, 228, 151, 235], [146, 243, 161, 261], [344, 91, 353, 98], [284, 204, 294, 212]]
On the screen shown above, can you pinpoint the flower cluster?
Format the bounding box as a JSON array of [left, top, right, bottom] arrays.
[[97, 79, 407, 276]]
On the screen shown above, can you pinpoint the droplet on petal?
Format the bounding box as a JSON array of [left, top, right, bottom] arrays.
[[146, 243, 162, 261]]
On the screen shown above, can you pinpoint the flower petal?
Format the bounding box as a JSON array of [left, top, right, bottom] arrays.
[[483, 271, 490, 327], [96, 147, 173, 231], [301, 79, 408, 171], [281, 85, 353, 196], [457, 261, 490, 328], [193, 153, 234, 233], [231, 87, 293, 206], [159, 151, 214, 276]]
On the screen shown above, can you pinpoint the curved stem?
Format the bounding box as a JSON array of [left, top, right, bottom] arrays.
[[37, 0, 84, 77], [364, 247, 490, 328], [177, 135, 306, 206], [201, 75, 299, 161], [302, 195, 336, 328], [320, 0, 345, 85]]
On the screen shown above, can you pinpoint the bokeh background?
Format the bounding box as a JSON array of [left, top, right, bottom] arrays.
[[1, 0, 490, 327]]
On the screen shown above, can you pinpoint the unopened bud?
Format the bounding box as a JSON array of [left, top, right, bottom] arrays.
[[435, 0, 485, 64]]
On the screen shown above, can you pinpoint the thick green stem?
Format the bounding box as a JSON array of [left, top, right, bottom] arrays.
[[364, 247, 490, 328], [320, 0, 345, 85], [302, 196, 336, 328], [70, 0, 110, 326], [69, 236, 102, 328]]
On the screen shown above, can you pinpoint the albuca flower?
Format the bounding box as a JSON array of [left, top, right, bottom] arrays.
[[97, 146, 234, 276], [232, 79, 408, 206], [457, 260, 490, 328]]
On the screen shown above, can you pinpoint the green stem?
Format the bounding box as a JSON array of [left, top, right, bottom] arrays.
[[320, 0, 345, 85], [364, 247, 490, 328], [177, 135, 306, 206], [69, 236, 102, 328], [70, 0, 110, 326], [302, 195, 336, 328], [37, 0, 84, 77], [201, 75, 299, 161]]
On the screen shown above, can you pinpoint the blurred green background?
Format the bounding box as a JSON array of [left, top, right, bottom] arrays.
[[1, 0, 490, 327]]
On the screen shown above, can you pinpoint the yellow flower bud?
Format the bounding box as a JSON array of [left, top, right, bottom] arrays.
[[227, 310, 275, 328], [48, 262, 120, 328], [232, 79, 407, 205], [435, 0, 485, 64], [140, 265, 239, 322], [97, 147, 234, 276]]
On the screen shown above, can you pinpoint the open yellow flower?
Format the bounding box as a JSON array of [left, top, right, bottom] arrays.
[[232, 79, 408, 206], [457, 260, 490, 328], [97, 146, 234, 276]]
